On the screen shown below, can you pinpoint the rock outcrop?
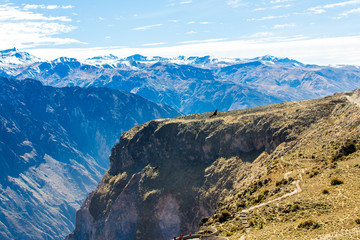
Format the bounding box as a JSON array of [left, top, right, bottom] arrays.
[[67, 92, 346, 240]]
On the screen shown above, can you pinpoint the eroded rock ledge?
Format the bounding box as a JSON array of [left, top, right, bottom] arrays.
[[66, 94, 345, 240]]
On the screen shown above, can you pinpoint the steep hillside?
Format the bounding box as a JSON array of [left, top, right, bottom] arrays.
[[1, 48, 360, 114], [67, 89, 360, 239], [0, 77, 179, 240]]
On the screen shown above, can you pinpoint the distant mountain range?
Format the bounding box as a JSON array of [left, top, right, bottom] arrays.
[[1, 48, 360, 114], [1, 47, 360, 239], [0, 76, 179, 240]]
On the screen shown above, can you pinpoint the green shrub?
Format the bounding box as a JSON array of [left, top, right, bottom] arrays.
[[297, 219, 320, 230], [248, 219, 256, 227], [218, 210, 231, 223], [291, 204, 301, 212], [333, 139, 357, 161], [322, 189, 329, 194], [309, 170, 319, 178], [276, 179, 288, 186], [330, 178, 344, 185]]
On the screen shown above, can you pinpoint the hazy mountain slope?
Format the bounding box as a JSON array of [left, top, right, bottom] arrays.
[[1, 48, 360, 114], [66, 90, 360, 240], [0, 77, 179, 240]]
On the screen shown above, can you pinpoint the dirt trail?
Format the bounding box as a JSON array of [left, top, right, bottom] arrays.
[[238, 168, 303, 236], [346, 95, 360, 108]]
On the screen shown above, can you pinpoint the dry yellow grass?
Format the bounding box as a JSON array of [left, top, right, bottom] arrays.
[[205, 92, 360, 239]]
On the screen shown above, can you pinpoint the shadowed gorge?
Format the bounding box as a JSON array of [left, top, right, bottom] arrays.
[[0, 77, 179, 240]]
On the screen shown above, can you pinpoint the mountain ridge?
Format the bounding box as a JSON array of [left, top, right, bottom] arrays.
[[1, 48, 360, 115], [0, 76, 179, 240], [66, 90, 360, 240]]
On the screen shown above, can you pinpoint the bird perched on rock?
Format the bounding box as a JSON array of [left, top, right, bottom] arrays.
[[209, 109, 218, 118]]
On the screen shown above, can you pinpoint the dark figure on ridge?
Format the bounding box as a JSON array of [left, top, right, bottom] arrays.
[[209, 109, 218, 118]]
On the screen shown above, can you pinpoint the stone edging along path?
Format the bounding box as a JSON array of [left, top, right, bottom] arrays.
[[173, 226, 229, 240]]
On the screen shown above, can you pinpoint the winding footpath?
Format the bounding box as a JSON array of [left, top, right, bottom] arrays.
[[173, 227, 229, 240], [238, 165, 303, 234]]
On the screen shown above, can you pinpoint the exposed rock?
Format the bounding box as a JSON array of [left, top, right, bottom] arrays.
[[67, 92, 345, 240]]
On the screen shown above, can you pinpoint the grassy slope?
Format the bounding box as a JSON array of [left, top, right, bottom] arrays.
[[203, 92, 360, 239]]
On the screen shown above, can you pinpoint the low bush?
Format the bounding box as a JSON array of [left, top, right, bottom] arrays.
[[276, 179, 288, 186], [330, 178, 344, 185], [297, 219, 320, 230], [218, 210, 231, 223], [333, 139, 357, 161], [291, 204, 301, 212]]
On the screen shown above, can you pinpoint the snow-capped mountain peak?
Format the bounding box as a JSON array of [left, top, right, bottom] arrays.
[[0, 48, 41, 66], [52, 57, 79, 63], [251, 55, 302, 65]]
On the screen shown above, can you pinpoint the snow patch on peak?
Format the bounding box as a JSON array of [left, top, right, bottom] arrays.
[[0, 48, 41, 66], [52, 57, 79, 63]]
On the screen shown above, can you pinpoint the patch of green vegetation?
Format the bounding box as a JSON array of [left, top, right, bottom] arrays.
[[332, 139, 357, 161], [330, 178, 344, 186], [322, 189, 330, 194], [218, 210, 231, 223], [276, 179, 288, 186], [297, 219, 320, 230]]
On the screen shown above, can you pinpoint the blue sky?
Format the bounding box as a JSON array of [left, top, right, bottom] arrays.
[[1, 0, 360, 64]]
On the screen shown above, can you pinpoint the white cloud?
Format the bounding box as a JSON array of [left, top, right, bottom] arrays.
[[142, 42, 166, 46], [179, 0, 192, 4], [270, 0, 292, 3], [168, 19, 179, 23], [179, 38, 226, 44], [249, 32, 274, 37], [272, 4, 291, 9], [253, 8, 266, 11], [187, 21, 196, 24], [273, 23, 296, 29], [98, 17, 104, 20], [27, 36, 360, 65], [0, 22, 84, 48], [0, 4, 72, 22], [308, 0, 360, 14], [186, 30, 197, 34], [226, 0, 247, 8], [23, 4, 74, 10], [0, 3, 81, 48], [336, 7, 360, 18], [132, 24, 163, 30], [105, 36, 111, 39], [200, 22, 211, 24], [247, 14, 289, 21]]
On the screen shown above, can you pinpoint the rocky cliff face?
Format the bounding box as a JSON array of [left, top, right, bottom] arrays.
[[0, 77, 179, 240], [67, 92, 345, 240]]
